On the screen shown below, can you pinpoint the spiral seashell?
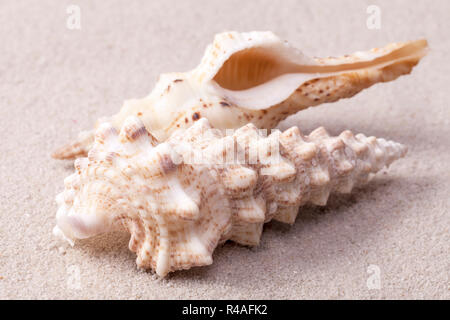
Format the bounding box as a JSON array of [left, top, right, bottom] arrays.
[[54, 116, 407, 277]]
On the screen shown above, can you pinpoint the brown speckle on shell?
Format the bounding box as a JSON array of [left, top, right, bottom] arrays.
[[160, 154, 177, 174]]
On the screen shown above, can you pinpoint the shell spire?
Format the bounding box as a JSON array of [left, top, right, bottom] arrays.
[[52, 31, 426, 160], [54, 117, 407, 277]]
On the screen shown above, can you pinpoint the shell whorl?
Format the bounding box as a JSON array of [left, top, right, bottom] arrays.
[[55, 117, 407, 277]]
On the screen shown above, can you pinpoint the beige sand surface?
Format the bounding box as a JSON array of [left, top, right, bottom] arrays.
[[0, 0, 449, 299]]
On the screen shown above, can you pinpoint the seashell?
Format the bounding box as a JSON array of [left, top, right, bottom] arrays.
[[54, 116, 407, 277], [52, 31, 427, 160]]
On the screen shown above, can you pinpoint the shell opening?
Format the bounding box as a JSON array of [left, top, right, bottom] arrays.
[[212, 39, 428, 110], [213, 40, 428, 91]]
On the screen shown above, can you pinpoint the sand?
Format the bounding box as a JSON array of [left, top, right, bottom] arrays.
[[0, 0, 448, 299]]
